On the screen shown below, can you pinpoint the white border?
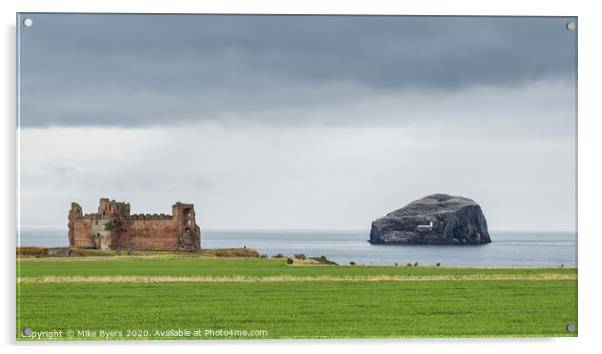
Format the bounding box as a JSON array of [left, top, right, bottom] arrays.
[[2, 1, 600, 353]]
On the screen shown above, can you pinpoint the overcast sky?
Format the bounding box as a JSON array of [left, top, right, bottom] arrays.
[[18, 14, 577, 232]]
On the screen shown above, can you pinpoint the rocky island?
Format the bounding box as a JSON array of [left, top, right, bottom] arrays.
[[370, 194, 491, 245]]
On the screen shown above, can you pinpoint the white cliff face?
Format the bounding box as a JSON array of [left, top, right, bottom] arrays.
[[369, 194, 491, 245]]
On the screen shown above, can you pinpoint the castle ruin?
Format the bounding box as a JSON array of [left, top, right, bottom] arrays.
[[68, 198, 201, 252]]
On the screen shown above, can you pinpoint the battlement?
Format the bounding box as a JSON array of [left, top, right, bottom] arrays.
[[130, 213, 173, 220], [75, 211, 175, 220]]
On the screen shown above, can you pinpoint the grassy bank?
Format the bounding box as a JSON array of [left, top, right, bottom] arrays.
[[16, 255, 577, 340], [17, 255, 576, 277]]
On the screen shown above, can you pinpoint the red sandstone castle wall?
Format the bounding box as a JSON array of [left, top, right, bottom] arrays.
[[124, 219, 180, 251], [68, 199, 200, 252], [72, 218, 94, 248]]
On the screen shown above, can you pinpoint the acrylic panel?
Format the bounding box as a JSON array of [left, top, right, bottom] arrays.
[[16, 13, 577, 340]]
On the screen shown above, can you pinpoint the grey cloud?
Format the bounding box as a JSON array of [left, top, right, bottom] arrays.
[[18, 14, 576, 127]]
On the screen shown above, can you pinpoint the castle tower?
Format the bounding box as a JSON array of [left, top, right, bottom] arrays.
[[67, 202, 83, 247], [172, 202, 201, 252], [92, 198, 130, 250]]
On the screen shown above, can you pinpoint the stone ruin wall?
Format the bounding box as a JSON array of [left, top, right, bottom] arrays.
[[124, 219, 181, 251], [71, 216, 94, 248]]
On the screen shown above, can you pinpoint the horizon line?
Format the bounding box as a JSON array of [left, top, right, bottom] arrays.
[[16, 226, 577, 234]]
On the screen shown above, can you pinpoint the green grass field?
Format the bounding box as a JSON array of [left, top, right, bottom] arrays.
[[16, 255, 577, 340]]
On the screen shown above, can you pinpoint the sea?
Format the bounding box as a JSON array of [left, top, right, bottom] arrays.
[[18, 228, 577, 267]]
